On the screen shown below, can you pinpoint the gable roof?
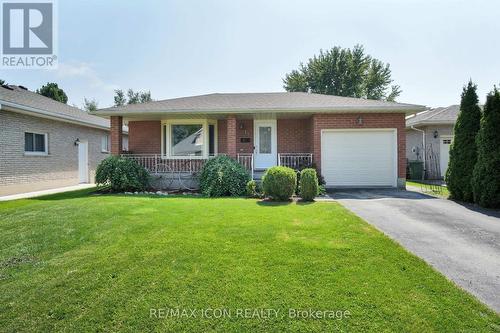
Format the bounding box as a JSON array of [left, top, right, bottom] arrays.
[[95, 92, 425, 116], [406, 105, 459, 127], [0, 85, 126, 132]]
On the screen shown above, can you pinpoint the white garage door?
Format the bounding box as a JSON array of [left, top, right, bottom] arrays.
[[321, 129, 397, 187]]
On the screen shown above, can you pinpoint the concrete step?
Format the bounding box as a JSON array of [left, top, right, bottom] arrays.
[[253, 170, 266, 181]]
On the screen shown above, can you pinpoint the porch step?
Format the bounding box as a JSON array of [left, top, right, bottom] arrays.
[[253, 169, 266, 181]]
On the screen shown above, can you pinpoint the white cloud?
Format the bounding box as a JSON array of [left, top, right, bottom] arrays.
[[56, 61, 118, 92]]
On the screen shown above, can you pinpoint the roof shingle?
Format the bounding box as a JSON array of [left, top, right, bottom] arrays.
[[406, 105, 460, 127], [0, 85, 111, 129], [97, 92, 425, 114]]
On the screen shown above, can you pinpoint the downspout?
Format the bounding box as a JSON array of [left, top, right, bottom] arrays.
[[411, 126, 426, 180]]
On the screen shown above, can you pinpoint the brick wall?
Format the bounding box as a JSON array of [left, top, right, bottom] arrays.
[[277, 118, 311, 153], [235, 119, 254, 153], [311, 113, 406, 179], [218, 118, 312, 155], [0, 110, 109, 195], [110, 116, 123, 155], [128, 121, 161, 154], [226, 116, 237, 157], [217, 119, 227, 154]]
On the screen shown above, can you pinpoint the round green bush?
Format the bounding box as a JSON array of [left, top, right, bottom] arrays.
[[246, 180, 258, 197], [199, 155, 250, 197], [299, 168, 319, 201], [95, 156, 150, 192], [262, 166, 297, 201]]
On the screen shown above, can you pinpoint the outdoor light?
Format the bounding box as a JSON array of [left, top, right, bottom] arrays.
[[239, 122, 245, 130], [433, 130, 439, 138], [74, 138, 80, 146], [357, 116, 363, 125]]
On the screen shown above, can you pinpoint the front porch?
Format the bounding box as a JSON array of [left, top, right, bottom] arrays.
[[121, 152, 313, 182], [111, 115, 314, 188]]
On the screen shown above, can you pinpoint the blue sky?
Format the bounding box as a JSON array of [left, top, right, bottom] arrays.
[[3, 0, 500, 108]]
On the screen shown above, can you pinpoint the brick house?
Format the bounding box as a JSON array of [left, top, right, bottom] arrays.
[[95, 92, 424, 188], [0, 85, 128, 196]]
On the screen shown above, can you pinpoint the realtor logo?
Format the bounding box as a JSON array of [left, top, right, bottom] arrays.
[[1, 0, 57, 68]]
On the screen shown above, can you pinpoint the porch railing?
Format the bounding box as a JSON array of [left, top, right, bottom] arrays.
[[122, 153, 254, 177], [122, 153, 311, 176], [237, 153, 254, 179], [278, 153, 313, 170], [121, 154, 208, 173]]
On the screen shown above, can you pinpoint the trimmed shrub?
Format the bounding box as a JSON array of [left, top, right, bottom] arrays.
[[472, 88, 500, 208], [318, 185, 326, 196], [446, 81, 482, 202], [199, 155, 250, 197], [246, 180, 258, 198], [95, 156, 150, 192], [262, 166, 297, 201], [299, 168, 319, 201], [294, 165, 324, 194]]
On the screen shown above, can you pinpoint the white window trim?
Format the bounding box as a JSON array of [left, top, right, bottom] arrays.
[[24, 131, 49, 156], [101, 134, 110, 153], [161, 119, 217, 159]]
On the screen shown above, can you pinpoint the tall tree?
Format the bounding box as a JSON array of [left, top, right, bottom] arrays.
[[283, 45, 401, 101], [127, 89, 140, 104], [36, 83, 68, 104], [114, 89, 126, 107], [139, 91, 152, 103], [113, 88, 153, 106], [445, 81, 481, 202], [83, 98, 98, 112], [472, 87, 500, 208]]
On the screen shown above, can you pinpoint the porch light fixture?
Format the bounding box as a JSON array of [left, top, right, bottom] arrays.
[[357, 116, 363, 125], [239, 122, 245, 130], [74, 138, 80, 146], [433, 130, 439, 138]]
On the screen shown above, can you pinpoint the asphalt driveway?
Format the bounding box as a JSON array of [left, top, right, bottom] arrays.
[[329, 188, 500, 313]]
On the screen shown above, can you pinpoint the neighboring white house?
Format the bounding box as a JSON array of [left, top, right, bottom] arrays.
[[0, 85, 128, 196], [406, 105, 459, 179]]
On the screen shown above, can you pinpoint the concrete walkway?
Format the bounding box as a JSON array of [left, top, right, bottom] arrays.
[[0, 184, 95, 201], [329, 188, 500, 313]]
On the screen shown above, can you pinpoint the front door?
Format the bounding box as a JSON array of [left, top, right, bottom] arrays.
[[440, 135, 453, 178], [254, 120, 277, 169]]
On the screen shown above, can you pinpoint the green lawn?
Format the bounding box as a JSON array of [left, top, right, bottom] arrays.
[[406, 181, 450, 198], [0, 190, 498, 332]]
